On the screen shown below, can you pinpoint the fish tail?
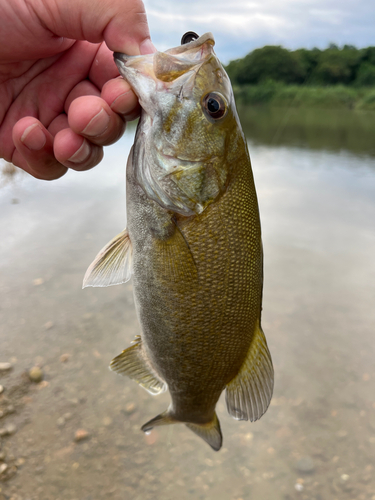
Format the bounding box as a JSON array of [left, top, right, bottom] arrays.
[[141, 410, 222, 451], [185, 412, 222, 451]]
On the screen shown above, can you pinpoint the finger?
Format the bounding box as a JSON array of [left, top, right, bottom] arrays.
[[34, 0, 154, 54], [101, 78, 141, 121], [48, 114, 70, 137], [64, 80, 101, 114], [12, 117, 68, 180], [54, 128, 103, 171], [68, 96, 126, 146], [88, 43, 120, 90]]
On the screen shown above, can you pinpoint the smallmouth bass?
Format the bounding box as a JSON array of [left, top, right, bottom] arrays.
[[83, 32, 273, 451]]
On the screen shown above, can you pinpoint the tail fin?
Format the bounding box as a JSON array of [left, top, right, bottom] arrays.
[[141, 410, 222, 451], [185, 413, 222, 451]]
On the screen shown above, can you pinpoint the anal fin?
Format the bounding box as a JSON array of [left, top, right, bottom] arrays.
[[226, 321, 274, 422], [110, 336, 166, 396]]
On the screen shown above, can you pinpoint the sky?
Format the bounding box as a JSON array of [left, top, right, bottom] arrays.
[[143, 0, 375, 63]]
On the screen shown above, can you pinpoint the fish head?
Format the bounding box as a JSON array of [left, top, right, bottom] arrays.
[[115, 33, 244, 216]]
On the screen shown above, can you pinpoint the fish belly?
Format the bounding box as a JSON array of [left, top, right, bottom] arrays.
[[126, 156, 263, 422]]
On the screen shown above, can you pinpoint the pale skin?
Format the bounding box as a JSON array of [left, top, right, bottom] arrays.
[[0, 0, 156, 180]]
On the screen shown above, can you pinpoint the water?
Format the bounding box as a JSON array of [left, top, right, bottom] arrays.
[[0, 108, 375, 500]]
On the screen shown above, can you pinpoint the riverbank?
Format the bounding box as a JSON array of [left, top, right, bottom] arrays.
[[233, 84, 375, 110]]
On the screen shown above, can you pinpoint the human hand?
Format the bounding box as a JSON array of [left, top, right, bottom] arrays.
[[0, 0, 155, 180]]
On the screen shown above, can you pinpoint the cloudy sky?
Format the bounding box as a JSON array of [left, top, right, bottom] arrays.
[[143, 0, 375, 63]]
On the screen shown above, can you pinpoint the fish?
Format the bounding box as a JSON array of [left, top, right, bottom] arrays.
[[83, 32, 274, 451]]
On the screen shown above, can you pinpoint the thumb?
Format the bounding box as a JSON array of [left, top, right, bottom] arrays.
[[34, 0, 155, 55]]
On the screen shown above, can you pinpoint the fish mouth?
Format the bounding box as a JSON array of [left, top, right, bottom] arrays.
[[113, 32, 215, 99]]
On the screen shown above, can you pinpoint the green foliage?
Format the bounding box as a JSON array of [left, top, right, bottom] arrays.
[[229, 46, 305, 85], [232, 84, 374, 110], [225, 44, 375, 88], [357, 90, 375, 110], [355, 63, 375, 86]]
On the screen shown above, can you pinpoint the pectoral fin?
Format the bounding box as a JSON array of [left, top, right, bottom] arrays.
[[83, 229, 132, 288], [226, 321, 274, 422], [110, 336, 166, 396]]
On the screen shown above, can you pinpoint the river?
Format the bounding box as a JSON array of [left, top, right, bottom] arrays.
[[0, 107, 375, 500]]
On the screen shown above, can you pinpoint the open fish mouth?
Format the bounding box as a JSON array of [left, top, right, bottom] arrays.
[[113, 33, 215, 102]]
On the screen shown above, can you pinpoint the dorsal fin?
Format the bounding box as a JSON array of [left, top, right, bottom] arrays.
[[83, 228, 132, 288], [225, 321, 274, 422], [110, 336, 166, 396]]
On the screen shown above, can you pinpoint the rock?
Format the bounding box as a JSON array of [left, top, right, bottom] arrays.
[[0, 451, 6, 461], [0, 463, 8, 475], [0, 385, 4, 394], [74, 429, 90, 443], [33, 278, 44, 286], [0, 363, 12, 372], [125, 403, 136, 414], [295, 456, 315, 473], [57, 417, 66, 428], [0, 423, 17, 436], [44, 321, 54, 330], [28, 367, 43, 383], [6, 405, 15, 415], [102, 416, 112, 427], [60, 353, 70, 363]]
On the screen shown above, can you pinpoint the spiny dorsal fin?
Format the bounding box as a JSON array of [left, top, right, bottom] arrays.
[[225, 321, 274, 422], [109, 336, 166, 396], [185, 412, 222, 451], [83, 228, 132, 288]]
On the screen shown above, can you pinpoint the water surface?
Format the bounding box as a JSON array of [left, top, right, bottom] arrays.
[[0, 107, 375, 500]]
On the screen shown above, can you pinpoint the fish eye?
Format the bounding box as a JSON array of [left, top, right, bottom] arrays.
[[202, 93, 227, 120], [181, 32, 199, 45]]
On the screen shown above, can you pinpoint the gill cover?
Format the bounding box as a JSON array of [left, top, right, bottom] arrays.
[[114, 33, 234, 216]]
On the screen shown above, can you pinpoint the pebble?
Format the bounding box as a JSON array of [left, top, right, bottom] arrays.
[[102, 417, 112, 427], [60, 354, 70, 363], [74, 429, 90, 442], [57, 417, 66, 428], [0, 451, 6, 461], [33, 278, 44, 286], [28, 367, 44, 383], [0, 363, 12, 372], [294, 483, 304, 492], [295, 456, 315, 473], [44, 321, 54, 330], [125, 403, 136, 414], [0, 386, 3, 394], [0, 424, 17, 437], [0, 464, 8, 475]]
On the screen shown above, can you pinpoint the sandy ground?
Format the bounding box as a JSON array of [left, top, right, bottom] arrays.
[[0, 125, 375, 500]]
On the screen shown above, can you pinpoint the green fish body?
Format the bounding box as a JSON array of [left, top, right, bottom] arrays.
[[84, 33, 273, 451]]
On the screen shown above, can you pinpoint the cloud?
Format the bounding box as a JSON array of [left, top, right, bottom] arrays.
[[143, 0, 375, 62]]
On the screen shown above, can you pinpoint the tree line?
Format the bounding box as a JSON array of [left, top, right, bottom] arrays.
[[225, 45, 375, 87]]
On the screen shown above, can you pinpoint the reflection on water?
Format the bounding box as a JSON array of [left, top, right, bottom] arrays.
[[0, 109, 375, 500], [239, 106, 375, 158]]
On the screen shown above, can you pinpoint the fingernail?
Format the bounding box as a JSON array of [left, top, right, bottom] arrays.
[[110, 91, 134, 114], [140, 39, 157, 55], [21, 123, 46, 151], [82, 108, 110, 137], [68, 139, 91, 163]]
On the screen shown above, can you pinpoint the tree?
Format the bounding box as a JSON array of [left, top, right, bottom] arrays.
[[232, 46, 305, 85]]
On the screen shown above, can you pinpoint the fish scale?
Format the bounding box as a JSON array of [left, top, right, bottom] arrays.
[[83, 32, 273, 451]]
